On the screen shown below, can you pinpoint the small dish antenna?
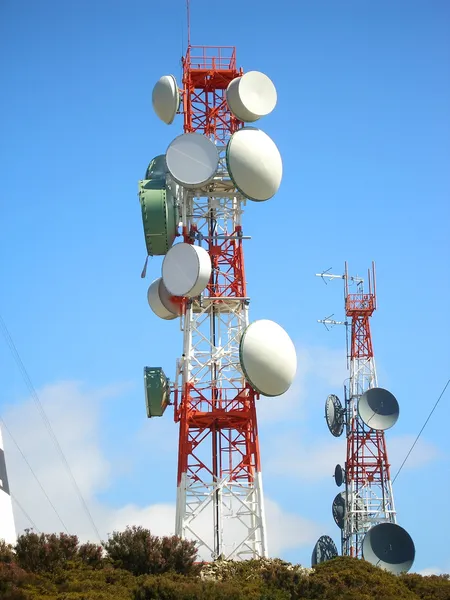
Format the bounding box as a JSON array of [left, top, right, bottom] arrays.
[[166, 133, 219, 188], [311, 535, 338, 566], [334, 464, 345, 487], [147, 278, 180, 321], [152, 75, 180, 125], [162, 243, 212, 298], [239, 319, 297, 397], [358, 387, 399, 431], [362, 523, 415, 574], [332, 492, 346, 529], [226, 71, 277, 122], [325, 394, 345, 437], [332, 491, 366, 530], [226, 128, 282, 201]]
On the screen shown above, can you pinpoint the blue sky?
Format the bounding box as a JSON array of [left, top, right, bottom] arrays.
[[1, 0, 449, 573]]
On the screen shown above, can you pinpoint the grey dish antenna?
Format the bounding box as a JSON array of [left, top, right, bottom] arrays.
[[325, 394, 345, 437], [358, 387, 399, 431], [332, 492, 346, 529], [334, 464, 345, 487], [311, 535, 338, 567], [362, 523, 415, 574]]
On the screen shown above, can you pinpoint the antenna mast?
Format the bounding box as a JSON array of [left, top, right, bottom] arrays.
[[313, 262, 415, 572], [140, 15, 294, 561]]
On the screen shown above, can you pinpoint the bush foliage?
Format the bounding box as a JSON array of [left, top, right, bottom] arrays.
[[103, 525, 200, 576], [0, 529, 448, 599]]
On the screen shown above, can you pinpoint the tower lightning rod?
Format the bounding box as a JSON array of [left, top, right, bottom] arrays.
[[186, 0, 191, 48]]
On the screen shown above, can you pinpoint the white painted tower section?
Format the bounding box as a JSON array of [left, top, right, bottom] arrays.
[[0, 426, 17, 546]]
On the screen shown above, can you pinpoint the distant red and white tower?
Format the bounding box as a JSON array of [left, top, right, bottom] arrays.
[[140, 23, 296, 560], [312, 263, 415, 573]]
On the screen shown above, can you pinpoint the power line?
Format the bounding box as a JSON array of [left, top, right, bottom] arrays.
[[0, 416, 69, 532], [11, 492, 40, 533], [0, 314, 101, 541], [392, 378, 449, 484]]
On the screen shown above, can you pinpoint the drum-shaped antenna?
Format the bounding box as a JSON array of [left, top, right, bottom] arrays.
[[334, 464, 345, 487], [311, 535, 338, 567], [147, 278, 180, 321], [226, 128, 282, 202], [362, 523, 415, 574], [166, 133, 219, 188], [239, 320, 297, 397], [162, 243, 212, 298], [226, 71, 277, 122], [139, 184, 178, 256], [332, 492, 346, 529], [358, 387, 399, 431], [145, 154, 168, 182], [152, 75, 180, 125], [325, 394, 345, 437]]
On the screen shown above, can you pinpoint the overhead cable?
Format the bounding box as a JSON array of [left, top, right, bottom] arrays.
[[392, 378, 449, 484], [0, 314, 101, 541], [0, 416, 68, 532]]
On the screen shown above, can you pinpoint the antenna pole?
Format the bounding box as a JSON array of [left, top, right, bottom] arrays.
[[316, 262, 400, 558], [186, 0, 191, 49]]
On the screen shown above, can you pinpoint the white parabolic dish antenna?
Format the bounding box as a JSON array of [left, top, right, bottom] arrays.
[[162, 243, 212, 298], [147, 278, 180, 321], [152, 75, 180, 125], [362, 523, 415, 574], [239, 319, 297, 397], [226, 71, 277, 122], [166, 133, 219, 188], [226, 128, 282, 201], [358, 387, 399, 431]]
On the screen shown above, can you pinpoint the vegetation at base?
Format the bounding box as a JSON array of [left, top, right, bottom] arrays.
[[0, 531, 449, 599]]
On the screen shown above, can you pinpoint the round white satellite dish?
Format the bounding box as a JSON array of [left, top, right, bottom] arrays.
[[152, 75, 180, 125], [166, 133, 219, 188], [358, 387, 399, 431], [162, 243, 211, 298], [226, 128, 282, 201], [362, 523, 415, 574], [226, 71, 277, 122], [147, 278, 180, 320], [239, 319, 297, 397]]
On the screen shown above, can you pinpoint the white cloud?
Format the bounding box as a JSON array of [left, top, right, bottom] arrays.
[[416, 566, 443, 576], [2, 380, 321, 560]]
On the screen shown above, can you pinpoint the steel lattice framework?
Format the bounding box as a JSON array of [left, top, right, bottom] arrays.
[[342, 262, 396, 558], [173, 46, 267, 560]]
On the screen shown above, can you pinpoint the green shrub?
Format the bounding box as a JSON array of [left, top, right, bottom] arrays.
[[103, 526, 199, 576], [400, 572, 450, 600], [78, 542, 104, 569], [14, 530, 79, 573], [0, 562, 30, 599], [0, 540, 16, 564]]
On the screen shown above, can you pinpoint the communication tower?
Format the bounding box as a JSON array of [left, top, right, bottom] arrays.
[[137, 15, 297, 559], [311, 263, 415, 574], [0, 426, 17, 545]]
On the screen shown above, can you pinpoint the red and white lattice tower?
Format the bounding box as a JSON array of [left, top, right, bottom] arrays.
[[314, 263, 414, 572], [141, 29, 296, 559], [173, 45, 266, 560], [342, 262, 396, 557]]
